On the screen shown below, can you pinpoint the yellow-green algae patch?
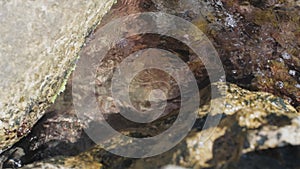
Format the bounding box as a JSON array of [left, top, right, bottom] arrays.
[[0, 0, 116, 152]]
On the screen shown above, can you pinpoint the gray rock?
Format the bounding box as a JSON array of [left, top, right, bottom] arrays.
[[0, 0, 116, 152]]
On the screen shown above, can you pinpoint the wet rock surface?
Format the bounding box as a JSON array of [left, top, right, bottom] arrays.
[[0, 82, 94, 168], [153, 0, 300, 109], [18, 82, 299, 169], [213, 0, 300, 110], [1, 0, 300, 168]]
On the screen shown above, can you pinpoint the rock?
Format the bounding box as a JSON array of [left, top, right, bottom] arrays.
[[235, 146, 300, 169], [0, 0, 116, 152], [20, 82, 300, 169], [209, 0, 300, 109], [154, 0, 300, 109], [126, 82, 299, 169], [0, 81, 96, 168], [2, 0, 300, 168]]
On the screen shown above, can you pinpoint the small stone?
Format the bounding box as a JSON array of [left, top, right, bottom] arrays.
[[225, 14, 237, 28], [275, 81, 284, 89], [162, 165, 188, 169], [289, 70, 296, 76], [282, 52, 291, 60]]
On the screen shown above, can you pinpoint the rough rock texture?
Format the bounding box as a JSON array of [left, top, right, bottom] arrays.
[[153, 0, 300, 110], [0, 0, 116, 152], [0, 81, 94, 168], [20, 82, 300, 169], [211, 0, 300, 110], [1, 0, 300, 168]]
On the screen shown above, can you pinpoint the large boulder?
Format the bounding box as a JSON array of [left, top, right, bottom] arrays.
[[0, 0, 116, 152]]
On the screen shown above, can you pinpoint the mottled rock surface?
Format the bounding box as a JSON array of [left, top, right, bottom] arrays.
[[153, 0, 300, 109], [1, 0, 300, 168], [20, 82, 299, 169], [0, 0, 116, 152]]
